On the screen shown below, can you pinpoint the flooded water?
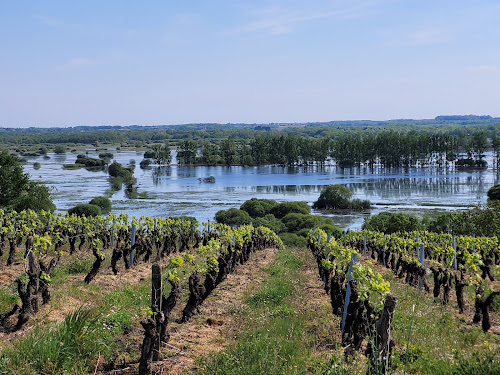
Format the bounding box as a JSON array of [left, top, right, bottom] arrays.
[[23, 150, 500, 230]]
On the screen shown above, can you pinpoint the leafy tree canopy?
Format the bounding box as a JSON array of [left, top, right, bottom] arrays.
[[313, 184, 352, 210], [0, 151, 55, 212], [215, 208, 252, 226], [240, 198, 278, 218]]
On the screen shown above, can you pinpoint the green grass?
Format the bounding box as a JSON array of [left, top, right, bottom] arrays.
[[0, 287, 18, 313], [379, 268, 500, 374], [193, 248, 332, 375], [0, 275, 151, 375], [0, 308, 106, 375]]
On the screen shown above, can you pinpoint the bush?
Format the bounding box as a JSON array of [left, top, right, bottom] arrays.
[[253, 214, 286, 233], [139, 159, 151, 168], [313, 184, 371, 211], [423, 211, 470, 234], [349, 198, 371, 210], [12, 182, 56, 213], [75, 154, 105, 168], [362, 212, 422, 234], [107, 161, 136, 185], [278, 233, 307, 248], [317, 224, 344, 239], [240, 198, 278, 218], [98, 152, 113, 159], [487, 185, 500, 200], [281, 213, 335, 233], [68, 204, 101, 217], [313, 184, 351, 209], [54, 145, 66, 154], [270, 201, 311, 218], [215, 208, 252, 226], [89, 196, 112, 212]]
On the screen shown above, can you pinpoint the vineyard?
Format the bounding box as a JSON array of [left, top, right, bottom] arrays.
[[0, 209, 500, 374]]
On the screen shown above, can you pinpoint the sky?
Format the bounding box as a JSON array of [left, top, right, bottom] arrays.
[[1, 0, 500, 127]]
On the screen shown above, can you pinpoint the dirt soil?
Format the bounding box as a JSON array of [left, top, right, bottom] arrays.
[[97, 247, 278, 375]]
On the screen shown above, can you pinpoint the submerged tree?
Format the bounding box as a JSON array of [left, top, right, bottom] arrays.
[[150, 144, 171, 165]]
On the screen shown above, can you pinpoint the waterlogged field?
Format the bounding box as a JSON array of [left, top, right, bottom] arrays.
[[23, 150, 500, 228]]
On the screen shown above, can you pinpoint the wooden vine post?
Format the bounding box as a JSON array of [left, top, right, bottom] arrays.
[[139, 263, 163, 375], [152, 263, 162, 361], [368, 293, 397, 374], [341, 252, 358, 333]]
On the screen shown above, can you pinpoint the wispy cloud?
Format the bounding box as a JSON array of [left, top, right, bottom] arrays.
[[32, 14, 59, 27], [227, 1, 382, 36], [57, 58, 97, 71], [383, 27, 454, 47]]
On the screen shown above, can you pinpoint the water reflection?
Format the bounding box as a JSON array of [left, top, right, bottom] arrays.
[[23, 150, 500, 230]]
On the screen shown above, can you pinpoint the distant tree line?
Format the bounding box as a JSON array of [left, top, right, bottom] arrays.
[[173, 130, 493, 168]]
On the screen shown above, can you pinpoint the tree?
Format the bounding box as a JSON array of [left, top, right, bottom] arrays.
[[177, 140, 198, 165], [12, 182, 55, 212], [0, 152, 29, 207], [150, 144, 171, 165], [0, 152, 55, 212], [313, 184, 352, 210]]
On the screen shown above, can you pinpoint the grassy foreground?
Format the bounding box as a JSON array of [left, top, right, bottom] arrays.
[[1, 246, 499, 374], [192, 247, 500, 375]]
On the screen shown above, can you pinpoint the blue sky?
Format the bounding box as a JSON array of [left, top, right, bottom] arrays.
[[1, 1, 500, 127]]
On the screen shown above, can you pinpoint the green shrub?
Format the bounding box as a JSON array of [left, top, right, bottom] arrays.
[[68, 204, 101, 217], [270, 201, 311, 218], [253, 214, 286, 233], [98, 152, 113, 159], [143, 150, 154, 158], [240, 198, 278, 218], [349, 198, 371, 210], [139, 158, 151, 168], [423, 211, 471, 234], [54, 145, 66, 154], [362, 212, 422, 234], [215, 208, 252, 226], [75, 154, 105, 167], [488, 184, 500, 200], [278, 233, 307, 248], [12, 182, 56, 213], [89, 196, 112, 212], [281, 213, 335, 233], [317, 224, 344, 239]]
